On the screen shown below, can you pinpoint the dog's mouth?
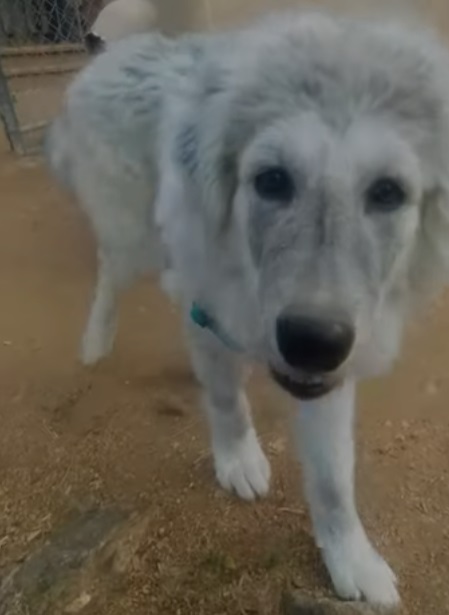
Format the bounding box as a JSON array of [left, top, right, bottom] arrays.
[[270, 368, 340, 400]]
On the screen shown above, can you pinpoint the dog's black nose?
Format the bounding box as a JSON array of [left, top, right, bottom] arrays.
[[276, 310, 354, 372]]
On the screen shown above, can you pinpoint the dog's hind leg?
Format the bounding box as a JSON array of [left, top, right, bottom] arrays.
[[294, 380, 399, 607], [186, 320, 270, 501], [80, 249, 131, 365]]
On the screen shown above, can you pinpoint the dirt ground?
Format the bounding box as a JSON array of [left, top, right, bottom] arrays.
[[1, 68, 449, 615]]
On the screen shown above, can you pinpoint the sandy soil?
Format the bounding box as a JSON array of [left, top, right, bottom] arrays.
[[0, 125, 448, 613]]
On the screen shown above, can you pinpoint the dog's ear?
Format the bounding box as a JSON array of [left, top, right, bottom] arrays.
[[190, 62, 241, 234], [156, 61, 238, 237], [411, 180, 449, 304], [409, 76, 449, 304]]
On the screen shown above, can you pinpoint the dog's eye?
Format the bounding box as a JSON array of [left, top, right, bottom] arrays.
[[254, 167, 294, 202], [366, 177, 407, 212]]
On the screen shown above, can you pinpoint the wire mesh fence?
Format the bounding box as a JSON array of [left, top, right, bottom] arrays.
[[0, 0, 102, 154]]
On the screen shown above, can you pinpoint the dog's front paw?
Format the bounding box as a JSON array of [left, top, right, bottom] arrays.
[[213, 428, 271, 501], [322, 527, 399, 608]]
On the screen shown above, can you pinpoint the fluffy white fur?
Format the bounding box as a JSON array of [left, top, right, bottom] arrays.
[[45, 10, 449, 607]]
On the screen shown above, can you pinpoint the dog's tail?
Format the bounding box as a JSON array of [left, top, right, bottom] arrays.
[[44, 114, 73, 191]]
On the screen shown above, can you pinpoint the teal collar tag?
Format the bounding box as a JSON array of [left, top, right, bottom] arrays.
[[190, 302, 243, 353]]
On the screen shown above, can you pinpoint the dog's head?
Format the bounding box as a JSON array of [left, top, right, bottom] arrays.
[[175, 14, 449, 399]]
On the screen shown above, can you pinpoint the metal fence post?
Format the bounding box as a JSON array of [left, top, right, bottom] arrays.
[[0, 56, 24, 154]]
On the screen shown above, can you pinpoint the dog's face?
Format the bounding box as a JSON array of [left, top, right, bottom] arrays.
[[235, 113, 422, 398], [185, 15, 449, 398]]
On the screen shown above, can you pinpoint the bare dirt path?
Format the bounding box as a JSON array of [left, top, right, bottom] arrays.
[[0, 153, 448, 614]]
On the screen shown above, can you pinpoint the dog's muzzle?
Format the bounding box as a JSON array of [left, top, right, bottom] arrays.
[[271, 307, 354, 399]]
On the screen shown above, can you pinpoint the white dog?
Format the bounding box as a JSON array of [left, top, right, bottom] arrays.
[[45, 11, 449, 607], [84, 0, 157, 54]]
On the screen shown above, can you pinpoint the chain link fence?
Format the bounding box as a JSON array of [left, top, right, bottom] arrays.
[[0, 0, 102, 154]]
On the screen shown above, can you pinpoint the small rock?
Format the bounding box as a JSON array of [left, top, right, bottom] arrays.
[[0, 508, 125, 615], [269, 437, 286, 455], [282, 593, 398, 614], [65, 592, 91, 613], [223, 554, 237, 572], [98, 514, 150, 575], [25, 530, 42, 545], [155, 394, 187, 418], [425, 380, 439, 396]]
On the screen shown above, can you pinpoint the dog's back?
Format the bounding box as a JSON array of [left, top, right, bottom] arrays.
[[46, 33, 177, 219], [45, 30, 218, 230]]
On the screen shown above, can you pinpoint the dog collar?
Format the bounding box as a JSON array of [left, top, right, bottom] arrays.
[[190, 302, 243, 353]]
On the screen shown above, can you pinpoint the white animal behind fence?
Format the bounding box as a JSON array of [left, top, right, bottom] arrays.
[[85, 0, 157, 54]]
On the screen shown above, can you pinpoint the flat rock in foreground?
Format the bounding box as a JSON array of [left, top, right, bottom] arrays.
[[0, 508, 126, 615], [282, 592, 402, 615]]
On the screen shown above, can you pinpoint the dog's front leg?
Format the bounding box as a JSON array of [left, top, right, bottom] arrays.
[[295, 380, 399, 607], [186, 323, 270, 501]]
